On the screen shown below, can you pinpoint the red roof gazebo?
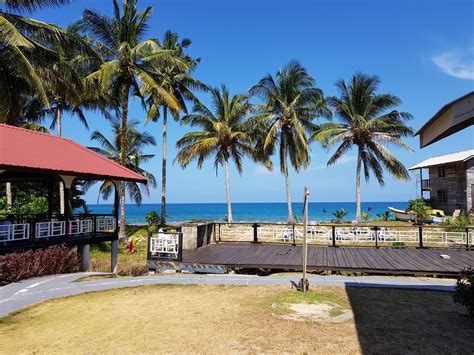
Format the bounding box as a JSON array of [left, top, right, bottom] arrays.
[[0, 124, 147, 272]]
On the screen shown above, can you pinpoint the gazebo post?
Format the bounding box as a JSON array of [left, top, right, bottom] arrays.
[[47, 177, 54, 220], [111, 181, 120, 274]]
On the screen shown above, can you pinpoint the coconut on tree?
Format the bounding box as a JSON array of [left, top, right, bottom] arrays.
[[313, 73, 414, 221], [250, 61, 331, 224], [175, 85, 270, 224]]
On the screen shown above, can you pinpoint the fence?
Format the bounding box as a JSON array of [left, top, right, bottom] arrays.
[[214, 222, 474, 249], [147, 231, 183, 261]]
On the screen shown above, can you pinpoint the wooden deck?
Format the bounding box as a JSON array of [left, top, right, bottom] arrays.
[[182, 243, 474, 275]]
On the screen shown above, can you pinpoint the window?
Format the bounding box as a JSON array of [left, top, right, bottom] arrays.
[[437, 189, 447, 203], [437, 166, 446, 177]]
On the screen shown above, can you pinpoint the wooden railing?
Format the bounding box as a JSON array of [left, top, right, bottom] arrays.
[[214, 222, 473, 249], [0, 214, 116, 244], [147, 230, 183, 261], [421, 179, 430, 190]]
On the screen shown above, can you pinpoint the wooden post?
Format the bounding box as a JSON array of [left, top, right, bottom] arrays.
[[418, 226, 423, 248], [63, 187, 70, 238], [302, 186, 309, 293], [292, 224, 296, 246], [466, 227, 470, 251], [47, 178, 53, 220], [374, 226, 379, 248], [252, 223, 260, 243], [332, 225, 336, 247]]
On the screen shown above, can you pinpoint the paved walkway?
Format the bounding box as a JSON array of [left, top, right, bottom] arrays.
[[0, 272, 456, 317]]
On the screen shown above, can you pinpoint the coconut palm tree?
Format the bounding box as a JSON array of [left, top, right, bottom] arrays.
[[0, 0, 97, 114], [146, 30, 207, 225], [313, 73, 413, 221], [78, 0, 185, 239], [89, 118, 157, 239], [250, 61, 331, 223], [175, 85, 269, 223]]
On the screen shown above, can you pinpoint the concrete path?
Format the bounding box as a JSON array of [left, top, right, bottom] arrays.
[[0, 273, 456, 318]]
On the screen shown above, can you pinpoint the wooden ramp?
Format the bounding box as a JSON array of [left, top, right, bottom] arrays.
[[182, 243, 474, 275]]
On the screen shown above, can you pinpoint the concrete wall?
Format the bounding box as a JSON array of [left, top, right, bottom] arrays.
[[181, 222, 214, 250], [429, 161, 468, 214]]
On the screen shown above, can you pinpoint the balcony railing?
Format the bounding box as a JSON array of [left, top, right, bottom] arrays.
[[421, 179, 430, 190], [0, 215, 116, 244]]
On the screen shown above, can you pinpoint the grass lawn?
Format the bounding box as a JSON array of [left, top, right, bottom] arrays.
[[1, 285, 472, 353], [89, 226, 149, 276]]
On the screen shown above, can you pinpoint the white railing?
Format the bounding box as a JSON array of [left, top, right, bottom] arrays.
[[218, 223, 474, 247], [96, 217, 116, 232], [69, 219, 93, 235], [0, 223, 30, 241], [35, 221, 66, 238], [150, 232, 180, 258]]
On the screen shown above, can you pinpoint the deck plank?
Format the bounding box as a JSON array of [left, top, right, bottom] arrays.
[[180, 243, 474, 275]]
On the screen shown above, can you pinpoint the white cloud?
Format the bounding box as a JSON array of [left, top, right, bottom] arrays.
[[432, 48, 474, 80], [254, 165, 275, 176], [308, 155, 355, 171]]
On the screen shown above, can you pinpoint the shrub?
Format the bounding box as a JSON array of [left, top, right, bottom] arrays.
[[407, 198, 431, 224], [145, 210, 161, 231], [333, 208, 347, 223], [453, 268, 474, 318], [0, 245, 80, 286], [442, 213, 472, 232]]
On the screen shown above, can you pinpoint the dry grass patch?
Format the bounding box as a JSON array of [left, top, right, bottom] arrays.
[[0, 285, 473, 354]]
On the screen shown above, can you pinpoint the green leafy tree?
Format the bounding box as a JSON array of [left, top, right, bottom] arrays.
[[176, 85, 269, 223], [314, 73, 413, 221], [250, 61, 330, 223], [77, 0, 185, 239], [89, 118, 157, 240]]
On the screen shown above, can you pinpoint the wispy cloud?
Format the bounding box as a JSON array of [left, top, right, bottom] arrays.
[[308, 155, 355, 171], [254, 166, 276, 176], [432, 48, 474, 80]]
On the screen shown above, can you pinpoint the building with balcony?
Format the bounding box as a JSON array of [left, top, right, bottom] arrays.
[[409, 149, 474, 215], [0, 124, 147, 272], [410, 91, 474, 215]]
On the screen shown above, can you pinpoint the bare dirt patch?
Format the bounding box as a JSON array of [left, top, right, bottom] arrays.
[[276, 302, 354, 323]]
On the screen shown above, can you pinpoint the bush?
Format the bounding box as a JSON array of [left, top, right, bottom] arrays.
[[0, 245, 80, 286], [442, 213, 472, 232], [407, 198, 431, 224], [453, 268, 474, 318]]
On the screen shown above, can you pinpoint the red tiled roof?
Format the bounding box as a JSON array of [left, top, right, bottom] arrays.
[[0, 124, 147, 183]]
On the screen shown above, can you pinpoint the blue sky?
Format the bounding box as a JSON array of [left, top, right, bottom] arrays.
[[28, 0, 474, 204]]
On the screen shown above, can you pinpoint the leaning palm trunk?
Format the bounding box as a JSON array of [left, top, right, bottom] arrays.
[[355, 148, 362, 222], [119, 82, 131, 241], [6, 182, 12, 210], [55, 104, 65, 215], [283, 155, 294, 224], [161, 107, 167, 225], [224, 159, 233, 224]]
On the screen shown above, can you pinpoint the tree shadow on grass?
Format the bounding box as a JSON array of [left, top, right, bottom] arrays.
[[345, 286, 474, 354]]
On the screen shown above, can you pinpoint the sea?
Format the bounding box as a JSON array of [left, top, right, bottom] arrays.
[[80, 202, 408, 224]]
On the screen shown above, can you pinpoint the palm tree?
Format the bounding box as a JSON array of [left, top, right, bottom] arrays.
[[175, 85, 268, 223], [313, 73, 413, 221], [250, 61, 331, 223], [146, 30, 207, 225], [78, 0, 185, 239], [0, 0, 97, 115], [89, 118, 157, 239]]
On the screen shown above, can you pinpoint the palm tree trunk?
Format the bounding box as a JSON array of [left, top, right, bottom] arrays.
[[119, 181, 126, 242], [283, 154, 294, 224], [355, 148, 363, 222], [224, 159, 233, 224], [119, 82, 131, 241], [55, 105, 65, 215], [6, 182, 12, 210], [161, 106, 167, 225]]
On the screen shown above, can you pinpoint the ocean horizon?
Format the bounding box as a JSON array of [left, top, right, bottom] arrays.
[[81, 201, 408, 224]]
